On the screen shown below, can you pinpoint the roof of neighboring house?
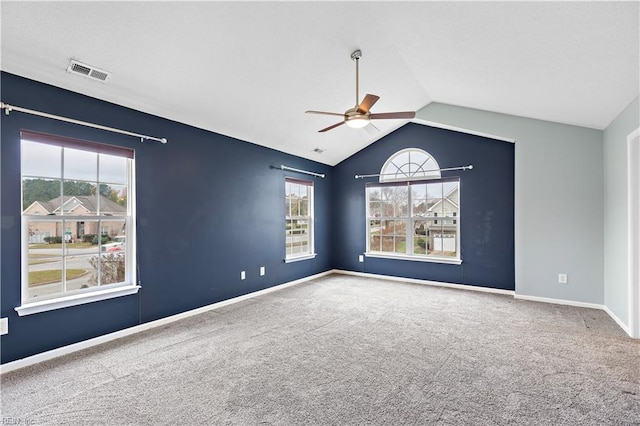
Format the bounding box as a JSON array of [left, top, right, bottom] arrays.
[[26, 195, 126, 214], [428, 187, 459, 212]]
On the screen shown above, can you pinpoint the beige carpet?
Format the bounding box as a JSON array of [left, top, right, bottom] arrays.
[[2, 274, 639, 425]]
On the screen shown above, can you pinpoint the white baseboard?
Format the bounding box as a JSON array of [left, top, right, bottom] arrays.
[[513, 294, 636, 338], [333, 269, 515, 296], [603, 305, 632, 336], [336, 270, 635, 338], [3, 269, 635, 374], [513, 294, 604, 310], [0, 270, 334, 374]]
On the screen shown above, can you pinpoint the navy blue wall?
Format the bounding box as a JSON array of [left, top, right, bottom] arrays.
[[1, 73, 515, 365], [1, 72, 332, 363], [331, 123, 515, 290]]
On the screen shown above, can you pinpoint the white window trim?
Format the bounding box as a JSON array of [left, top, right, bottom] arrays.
[[18, 136, 137, 314], [285, 178, 315, 261], [366, 178, 461, 264], [284, 253, 318, 263], [364, 252, 462, 265], [15, 284, 140, 316], [380, 147, 441, 182]]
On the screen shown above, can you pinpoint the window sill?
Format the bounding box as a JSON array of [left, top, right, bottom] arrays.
[[285, 253, 317, 263], [364, 252, 462, 265], [15, 284, 141, 316]]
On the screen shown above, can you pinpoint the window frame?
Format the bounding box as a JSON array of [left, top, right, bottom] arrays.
[[380, 147, 441, 182], [284, 177, 316, 263], [365, 177, 462, 265], [16, 130, 139, 316]]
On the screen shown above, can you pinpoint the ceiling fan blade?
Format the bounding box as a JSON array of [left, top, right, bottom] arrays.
[[364, 122, 380, 134], [369, 111, 416, 120], [305, 110, 344, 117], [318, 121, 345, 133], [357, 94, 380, 113]]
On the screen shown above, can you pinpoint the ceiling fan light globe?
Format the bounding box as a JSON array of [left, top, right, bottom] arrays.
[[345, 117, 369, 129]]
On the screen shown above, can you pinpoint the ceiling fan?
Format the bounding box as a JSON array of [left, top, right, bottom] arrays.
[[306, 50, 416, 133]]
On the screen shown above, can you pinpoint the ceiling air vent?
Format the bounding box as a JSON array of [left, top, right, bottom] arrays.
[[67, 60, 111, 82]]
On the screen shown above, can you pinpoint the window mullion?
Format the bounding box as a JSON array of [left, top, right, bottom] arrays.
[[407, 183, 413, 255], [97, 218, 102, 286], [60, 147, 65, 216], [60, 220, 68, 293], [62, 236, 68, 293], [96, 154, 100, 216]]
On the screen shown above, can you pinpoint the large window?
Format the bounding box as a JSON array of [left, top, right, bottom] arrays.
[[366, 148, 461, 264], [285, 178, 315, 262], [19, 130, 137, 315]]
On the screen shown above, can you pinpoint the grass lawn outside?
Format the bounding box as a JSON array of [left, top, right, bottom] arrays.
[[29, 242, 93, 249], [285, 241, 309, 248], [374, 238, 455, 257], [28, 269, 87, 286]]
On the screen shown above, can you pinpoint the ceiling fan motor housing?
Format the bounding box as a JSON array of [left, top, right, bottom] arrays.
[[345, 107, 369, 128]]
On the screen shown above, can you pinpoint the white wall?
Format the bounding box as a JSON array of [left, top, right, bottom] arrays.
[[416, 103, 604, 304], [603, 96, 640, 328]]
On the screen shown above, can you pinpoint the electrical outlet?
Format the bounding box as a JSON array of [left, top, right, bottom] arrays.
[[241, 271, 246, 280], [0, 318, 8, 335], [359, 255, 364, 263], [260, 266, 265, 276], [558, 273, 568, 284]]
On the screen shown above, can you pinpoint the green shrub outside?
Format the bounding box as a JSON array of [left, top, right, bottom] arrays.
[[92, 235, 112, 245], [44, 236, 63, 244]]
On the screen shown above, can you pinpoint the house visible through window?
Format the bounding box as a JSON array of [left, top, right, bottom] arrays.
[[366, 148, 461, 263], [285, 178, 315, 261], [20, 131, 136, 306]]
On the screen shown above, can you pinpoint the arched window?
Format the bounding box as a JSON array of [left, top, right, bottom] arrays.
[[379, 148, 440, 182]]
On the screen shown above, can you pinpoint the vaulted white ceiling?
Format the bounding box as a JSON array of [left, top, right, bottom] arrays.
[[2, 2, 638, 165]]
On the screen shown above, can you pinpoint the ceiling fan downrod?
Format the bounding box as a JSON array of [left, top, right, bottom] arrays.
[[351, 50, 362, 108]]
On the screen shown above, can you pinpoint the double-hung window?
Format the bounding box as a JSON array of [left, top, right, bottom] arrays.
[[365, 148, 461, 264], [18, 130, 138, 315], [285, 178, 315, 262]]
